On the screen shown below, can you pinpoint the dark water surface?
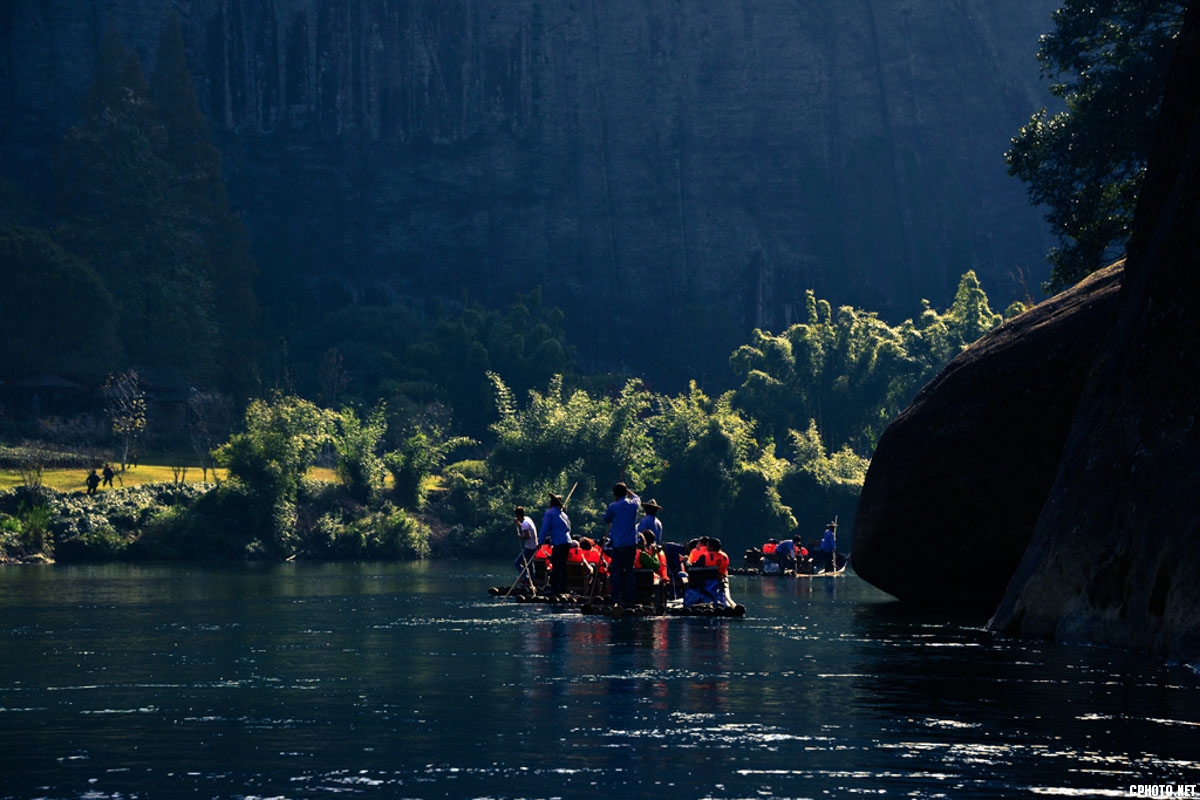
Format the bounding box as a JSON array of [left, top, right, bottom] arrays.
[[1, 561, 1198, 799]]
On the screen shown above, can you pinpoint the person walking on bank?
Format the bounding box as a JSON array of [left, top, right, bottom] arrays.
[[85, 468, 100, 496], [542, 493, 573, 595], [604, 482, 641, 606], [101, 463, 115, 488], [513, 506, 539, 588]]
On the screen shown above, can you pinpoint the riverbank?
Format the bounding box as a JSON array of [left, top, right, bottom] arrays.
[[0, 465, 433, 565]]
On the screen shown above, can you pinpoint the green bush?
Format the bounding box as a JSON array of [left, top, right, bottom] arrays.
[[303, 503, 430, 560], [128, 483, 259, 560], [54, 527, 129, 562]]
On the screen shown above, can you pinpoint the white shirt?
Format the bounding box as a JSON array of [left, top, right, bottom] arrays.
[[518, 517, 538, 550]]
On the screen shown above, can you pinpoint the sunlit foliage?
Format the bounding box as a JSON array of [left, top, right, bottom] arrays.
[[1007, 0, 1186, 292], [729, 271, 1004, 456]]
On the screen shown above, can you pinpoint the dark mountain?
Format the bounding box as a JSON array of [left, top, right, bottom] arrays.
[[2, 0, 1058, 378]]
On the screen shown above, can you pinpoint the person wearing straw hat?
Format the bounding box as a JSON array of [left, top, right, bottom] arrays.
[[636, 498, 663, 546], [542, 492, 574, 595]]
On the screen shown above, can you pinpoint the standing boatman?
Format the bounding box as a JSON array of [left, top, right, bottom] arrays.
[[604, 482, 641, 606], [636, 498, 663, 545], [513, 506, 539, 589], [820, 520, 838, 573], [542, 492, 573, 595]]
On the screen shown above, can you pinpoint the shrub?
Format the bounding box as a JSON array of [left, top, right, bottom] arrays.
[[54, 527, 129, 562]]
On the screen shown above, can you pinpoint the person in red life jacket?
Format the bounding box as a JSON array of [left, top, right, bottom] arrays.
[[565, 542, 584, 563], [687, 537, 710, 565], [577, 537, 605, 595], [761, 539, 778, 556], [532, 542, 553, 588], [563, 539, 592, 593], [683, 538, 735, 607], [695, 538, 730, 577]]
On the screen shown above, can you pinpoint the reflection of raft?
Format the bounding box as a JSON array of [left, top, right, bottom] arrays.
[[485, 586, 598, 605], [731, 551, 849, 577], [489, 564, 746, 617], [581, 601, 746, 618]]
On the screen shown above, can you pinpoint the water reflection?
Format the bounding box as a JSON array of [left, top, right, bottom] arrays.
[[848, 595, 1200, 795], [1, 563, 1198, 799]]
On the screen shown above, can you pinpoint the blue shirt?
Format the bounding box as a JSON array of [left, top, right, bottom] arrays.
[[775, 539, 796, 558], [636, 514, 662, 545], [821, 528, 836, 552], [604, 493, 641, 548], [661, 542, 688, 576], [542, 506, 572, 546]]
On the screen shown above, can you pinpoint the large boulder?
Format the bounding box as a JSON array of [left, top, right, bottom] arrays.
[[989, 8, 1200, 662], [851, 263, 1123, 609]]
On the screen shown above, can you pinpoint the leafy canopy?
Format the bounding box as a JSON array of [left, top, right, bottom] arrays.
[[729, 271, 1004, 455], [1007, 0, 1186, 292]]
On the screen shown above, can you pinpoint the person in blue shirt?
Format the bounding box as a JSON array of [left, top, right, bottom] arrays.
[[820, 521, 838, 573], [604, 482, 641, 605], [636, 498, 663, 546], [774, 538, 798, 573], [542, 492, 573, 595]]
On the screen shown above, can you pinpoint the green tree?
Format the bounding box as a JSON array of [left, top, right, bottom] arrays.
[[56, 29, 220, 378], [288, 290, 575, 439], [1007, 0, 1186, 291], [480, 373, 653, 540], [384, 427, 475, 511], [334, 404, 389, 505], [650, 383, 796, 545], [0, 225, 119, 379], [730, 272, 1004, 456], [150, 14, 261, 390], [213, 395, 337, 556]]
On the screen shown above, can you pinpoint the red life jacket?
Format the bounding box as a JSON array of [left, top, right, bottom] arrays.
[[694, 549, 729, 576], [762, 542, 777, 555]]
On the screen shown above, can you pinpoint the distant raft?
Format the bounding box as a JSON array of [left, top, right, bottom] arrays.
[[731, 549, 849, 577]]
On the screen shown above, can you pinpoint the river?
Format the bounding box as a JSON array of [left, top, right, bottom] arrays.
[[1, 561, 1198, 799]]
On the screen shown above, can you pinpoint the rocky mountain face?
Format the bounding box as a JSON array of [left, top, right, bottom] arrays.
[[855, 6, 1200, 662], [2, 0, 1058, 371]]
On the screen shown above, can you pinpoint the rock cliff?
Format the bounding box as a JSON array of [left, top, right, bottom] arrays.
[[851, 262, 1123, 609], [989, 6, 1200, 662], [2, 0, 1058, 372], [856, 5, 1200, 662]]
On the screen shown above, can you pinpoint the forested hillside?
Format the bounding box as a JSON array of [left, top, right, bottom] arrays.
[[2, 0, 1060, 385]]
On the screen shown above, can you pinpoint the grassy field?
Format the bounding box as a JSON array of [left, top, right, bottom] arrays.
[[0, 465, 339, 493]]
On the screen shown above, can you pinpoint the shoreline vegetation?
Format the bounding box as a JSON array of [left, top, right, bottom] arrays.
[[1, 272, 1017, 568], [0, 462, 436, 566]]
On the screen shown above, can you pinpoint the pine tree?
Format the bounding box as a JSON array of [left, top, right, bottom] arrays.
[[151, 14, 261, 391], [57, 28, 220, 378]]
